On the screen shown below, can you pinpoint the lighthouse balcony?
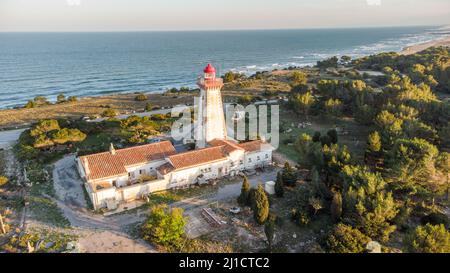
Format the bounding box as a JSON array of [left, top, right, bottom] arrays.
[[197, 77, 224, 89]]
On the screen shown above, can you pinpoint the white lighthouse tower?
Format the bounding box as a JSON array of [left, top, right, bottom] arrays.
[[196, 64, 227, 148]]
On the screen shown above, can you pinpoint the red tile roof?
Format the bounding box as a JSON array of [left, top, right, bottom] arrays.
[[168, 146, 228, 170], [208, 139, 244, 154], [79, 141, 176, 181], [238, 140, 264, 152]]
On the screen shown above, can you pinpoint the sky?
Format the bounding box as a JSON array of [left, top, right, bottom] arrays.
[[1, 0, 450, 32]]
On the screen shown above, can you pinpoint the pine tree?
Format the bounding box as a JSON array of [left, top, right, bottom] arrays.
[[238, 176, 251, 206], [274, 172, 284, 197], [253, 184, 270, 225], [264, 213, 276, 251], [282, 162, 296, 187], [330, 191, 343, 222]]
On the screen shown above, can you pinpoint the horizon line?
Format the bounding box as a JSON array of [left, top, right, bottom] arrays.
[[0, 24, 446, 33]]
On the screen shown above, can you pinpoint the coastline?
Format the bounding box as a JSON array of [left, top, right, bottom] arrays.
[[1, 35, 449, 130], [400, 36, 450, 55]]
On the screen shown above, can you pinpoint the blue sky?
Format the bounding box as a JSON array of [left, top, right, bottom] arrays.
[[1, 0, 449, 31]]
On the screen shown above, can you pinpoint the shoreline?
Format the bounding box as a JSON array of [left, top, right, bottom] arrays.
[[400, 36, 450, 55]]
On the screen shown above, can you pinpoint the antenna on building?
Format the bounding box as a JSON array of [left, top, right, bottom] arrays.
[[109, 143, 116, 155]]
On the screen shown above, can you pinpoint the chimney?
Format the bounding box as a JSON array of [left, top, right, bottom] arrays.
[[109, 143, 116, 155]]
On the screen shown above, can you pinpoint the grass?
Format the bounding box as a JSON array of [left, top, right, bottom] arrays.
[[28, 196, 70, 228], [277, 109, 372, 163], [26, 164, 71, 228], [1, 227, 77, 253]]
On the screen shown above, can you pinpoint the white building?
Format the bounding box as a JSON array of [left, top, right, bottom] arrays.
[[76, 64, 273, 210]]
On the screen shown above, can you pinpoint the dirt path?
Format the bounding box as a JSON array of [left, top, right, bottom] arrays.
[[273, 151, 297, 166]]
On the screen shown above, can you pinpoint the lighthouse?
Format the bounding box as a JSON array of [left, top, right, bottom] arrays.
[[196, 63, 227, 148]]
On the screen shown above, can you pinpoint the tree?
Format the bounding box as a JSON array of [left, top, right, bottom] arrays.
[[327, 129, 338, 144], [281, 162, 296, 187], [57, 93, 66, 103], [320, 135, 332, 147], [317, 56, 339, 69], [238, 176, 251, 206], [367, 131, 381, 153], [51, 128, 87, 144], [291, 71, 308, 86], [330, 191, 342, 222], [326, 224, 371, 253], [24, 100, 36, 109], [30, 120, 60, 137], [145, 102, 153, 112], [141, 204, 187, 248], [290, 92, 315, 116], [135, 93, 148, 101], [0, 176, 8, 187], [342, 166, 398, 242], [253, 184, 270, 225], [340, 55, 352, 64], [312, 131, 321, 143], [387, 138, 439, 193], [264, 213, 276, 251], [102, 108, 117, 118], [67, 96, 78, 102], [274, 172, 284, 197], [404, 224, 450, 253], [324, 98, 343, 117]]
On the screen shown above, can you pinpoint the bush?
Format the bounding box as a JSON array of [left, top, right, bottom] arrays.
[[0, 176, 8, 187], [67, 96, 78, 102], [24, 100, 36, 109], [102, 108, 117, 118], [327, 129, 338, 144], [57, 93, 66, 103], [274, 172, 284, 197], [141, 204, 187, 248], [145, 102, 153, 112], [237, 176, 251, 206], [325, 224, 371, 253], [252, 184, 270, 225], [404, 224, 450, 253], [135, 93, 148, 101]]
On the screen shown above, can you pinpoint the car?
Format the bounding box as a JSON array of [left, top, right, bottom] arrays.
[[229, 207, 241, 214]]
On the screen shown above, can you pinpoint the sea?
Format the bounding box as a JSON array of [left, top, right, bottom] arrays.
[[0, 26, 449, 109]]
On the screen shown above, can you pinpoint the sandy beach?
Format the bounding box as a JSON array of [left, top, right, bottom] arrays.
[[400, 36, 450, 55]]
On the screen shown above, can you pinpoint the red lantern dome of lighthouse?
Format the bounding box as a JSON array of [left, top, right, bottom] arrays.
[[203, 63, 216, 73]]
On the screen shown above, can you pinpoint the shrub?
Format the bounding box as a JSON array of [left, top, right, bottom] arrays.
[[135, 93, 148, 101], [67, 96, 78, 102], [102, 108, 117, 118], [57, 93, 66, 103], [404, 224, 450, 253], [327, 129, 338, 144], [0, 176, 8, 187], [252, 184, 270, 225], [141, 204, 187, 248], [145, 102, 153, 112], [24, 100, 36, 109], [326, 224, 371, 253], [274, 172, 284, 197], [237, 176, 251, 206]]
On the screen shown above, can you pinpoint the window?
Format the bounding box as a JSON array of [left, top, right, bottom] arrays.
[[240, 160, 243, 165], [248, 158, 252, 163], [139, 170, 144, 175], [265, 154, 269, 159], [257, 156, 261, 161], [230, 162, 235, 167]]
